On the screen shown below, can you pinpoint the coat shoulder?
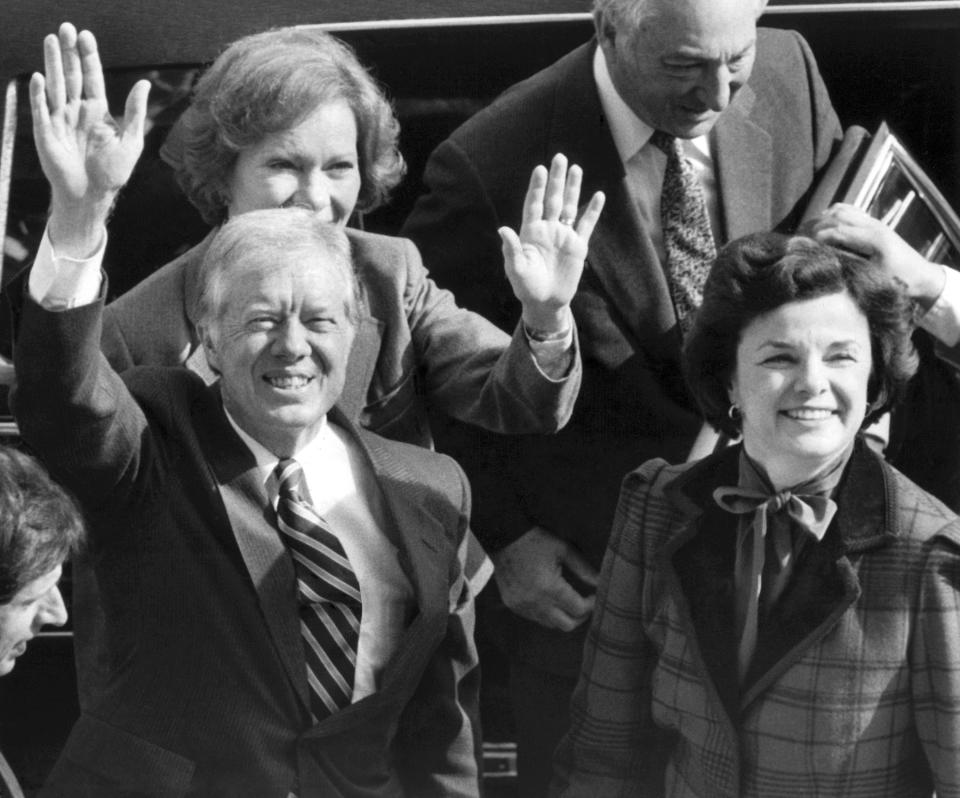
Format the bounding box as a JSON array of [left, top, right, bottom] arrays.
[[447, 43, 592, 153], [356, 425, 468, 508], [345, 227, 414, 282], [106, 239, 201, 322], [884, 458, 960, 548]]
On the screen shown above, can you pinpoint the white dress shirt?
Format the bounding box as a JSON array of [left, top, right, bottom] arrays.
[[226, 414, 415, 702]]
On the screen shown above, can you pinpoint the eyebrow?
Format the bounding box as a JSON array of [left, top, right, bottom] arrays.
[[755, 338, 863, 350], [669, 39, 756, 63]]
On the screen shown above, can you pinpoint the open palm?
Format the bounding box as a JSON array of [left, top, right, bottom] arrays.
[[501, 154, 605, 329], [30, 24, 149, 212]]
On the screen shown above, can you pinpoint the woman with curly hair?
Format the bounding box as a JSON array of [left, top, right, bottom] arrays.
[[553, 232, 960, 797]]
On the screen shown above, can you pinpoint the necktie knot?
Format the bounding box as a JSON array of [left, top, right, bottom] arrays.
[[275, 458, 305, 503], [649, 130, 677, 157]]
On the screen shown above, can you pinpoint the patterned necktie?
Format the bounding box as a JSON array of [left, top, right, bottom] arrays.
[[650, 131, 716, 334], [274, 458, 362, 721], [714, 478, 838, 683]]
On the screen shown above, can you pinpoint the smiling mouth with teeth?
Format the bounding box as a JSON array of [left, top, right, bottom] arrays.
[[783, 408, 835, 420], [265, 375, 314, 389]]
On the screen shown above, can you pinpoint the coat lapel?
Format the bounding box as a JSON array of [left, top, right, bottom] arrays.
[[712, 84, 774, 243], [547, 43, 679, 347], [352, 416, 451, 668], [741, 440, 893, 707], [192, 385, 309, 711], [302, 409, 452, 737], [663, 448, 742, 720]]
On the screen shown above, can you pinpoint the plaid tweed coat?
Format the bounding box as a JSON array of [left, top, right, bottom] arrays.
[[552, 439, 960, 797]]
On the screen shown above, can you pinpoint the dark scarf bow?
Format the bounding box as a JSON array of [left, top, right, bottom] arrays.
[[711, 449, 848, 682]]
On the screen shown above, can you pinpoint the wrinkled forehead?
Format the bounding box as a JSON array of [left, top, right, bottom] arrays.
[[219, 253, 356, 314]]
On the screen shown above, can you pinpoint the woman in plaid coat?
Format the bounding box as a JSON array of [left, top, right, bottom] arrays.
[[552, 232, 960, 797]]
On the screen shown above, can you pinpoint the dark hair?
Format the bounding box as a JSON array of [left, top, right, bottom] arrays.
[[0, 446, 85, 604], [683, 232, 919, 438], [162, 26, 405, 225]]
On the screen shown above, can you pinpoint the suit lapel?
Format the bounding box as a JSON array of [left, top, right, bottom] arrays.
[[548, 42, 679, 347], [192, 385, 309, 710], [302, 410, 452, 736], [352, 417, 451, 663], [712, 84, 774, 243]]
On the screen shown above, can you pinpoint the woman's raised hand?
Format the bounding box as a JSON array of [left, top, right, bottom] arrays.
[[500, 154, 605, 333]]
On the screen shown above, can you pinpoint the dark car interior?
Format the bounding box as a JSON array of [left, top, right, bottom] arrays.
[[2, 1, 960, 793]]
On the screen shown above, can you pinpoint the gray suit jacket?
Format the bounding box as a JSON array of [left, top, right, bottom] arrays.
[[402, 30, 843, 674]]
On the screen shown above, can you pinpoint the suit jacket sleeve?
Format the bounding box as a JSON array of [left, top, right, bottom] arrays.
[[393, 233, 580, 436], [402, 142, 536, 550], [12, 279, 155, 516], [551, 463, 676, 797], [395, 458, 481, 798]]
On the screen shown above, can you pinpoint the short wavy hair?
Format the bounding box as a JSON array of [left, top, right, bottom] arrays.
[[197, 207, 359, 337], [162, 26, 405, 225], [0, 446, 85, 604], [683, 232, 919, 438]]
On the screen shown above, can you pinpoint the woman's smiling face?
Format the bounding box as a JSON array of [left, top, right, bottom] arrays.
[[728, 291, 873, 489]]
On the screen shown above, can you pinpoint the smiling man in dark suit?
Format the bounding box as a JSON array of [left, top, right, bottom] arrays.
[[10, 22, 553, 796], [401, 0, 843, 792], [18, 203, 484, 796]]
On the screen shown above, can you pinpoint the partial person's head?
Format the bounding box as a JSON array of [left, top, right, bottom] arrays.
[[197, 208, 358, 456], [165, 27, 405, 225], [0, 446, 84, 675], [593, 0, 768, 139], [684, 232, 917, 487]]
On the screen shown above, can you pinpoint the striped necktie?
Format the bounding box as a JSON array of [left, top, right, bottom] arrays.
[[650, 131, 716, 334], [274, 458, 362, 721]]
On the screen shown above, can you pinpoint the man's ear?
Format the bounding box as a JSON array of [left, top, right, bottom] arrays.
[[593, 8, 617, 50], [198, 323, 222, 375]]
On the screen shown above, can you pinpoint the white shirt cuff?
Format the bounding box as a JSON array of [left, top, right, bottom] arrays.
[[28, 225, 106, 310], [917, 264, 960, 347], [525, 327, 575, 380]]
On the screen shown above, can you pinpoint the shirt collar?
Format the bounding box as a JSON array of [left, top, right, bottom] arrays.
[[593, 45, 653, 163], [223, 406, 329, 488], [592, 45, 713, 165]]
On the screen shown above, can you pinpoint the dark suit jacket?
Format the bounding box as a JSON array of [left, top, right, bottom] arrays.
[[401, 30, 842, 675], [100, 226, 581, 447], [13, 290, 480, 797], [552, 440, 960, 797]]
